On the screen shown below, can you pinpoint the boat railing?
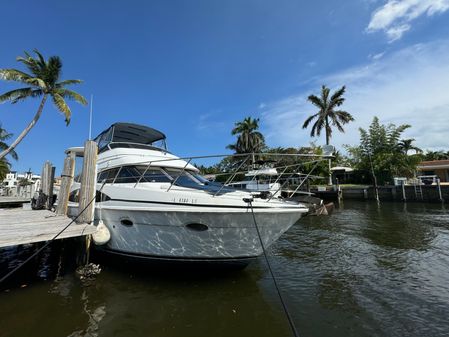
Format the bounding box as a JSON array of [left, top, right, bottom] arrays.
[[122, 152, 330, 202]]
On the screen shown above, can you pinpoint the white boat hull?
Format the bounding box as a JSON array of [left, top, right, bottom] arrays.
[[88, 203, 303, 260]]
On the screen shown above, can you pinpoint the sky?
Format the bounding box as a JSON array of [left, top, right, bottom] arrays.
[[1, 0, 449, 173]]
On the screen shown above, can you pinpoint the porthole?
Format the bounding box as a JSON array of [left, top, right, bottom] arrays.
[[120, 219, 133, 227], [185, 223, 208, 231]]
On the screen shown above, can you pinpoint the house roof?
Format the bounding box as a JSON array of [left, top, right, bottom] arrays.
[[418, 160, 449, 170]]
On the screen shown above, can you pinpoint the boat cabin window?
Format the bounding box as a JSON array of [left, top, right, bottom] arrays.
[[97, 167, 120, 183], [137, 167, 172, 183], [97, 165, 207, 187], [114, 166, 142, 184], [164, 168, 203, 187], [97, 166, 172, 184]]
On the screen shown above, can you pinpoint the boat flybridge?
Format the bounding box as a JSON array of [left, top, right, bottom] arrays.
[[67, 123, 310, 267]]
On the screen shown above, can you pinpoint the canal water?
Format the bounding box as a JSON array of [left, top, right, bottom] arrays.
[[1, 201, 448, 337]]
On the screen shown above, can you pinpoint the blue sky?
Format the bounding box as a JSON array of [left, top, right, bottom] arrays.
[[1, 0, 449, 173]]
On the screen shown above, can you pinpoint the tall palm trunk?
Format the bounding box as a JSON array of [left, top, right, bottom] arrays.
[[325, 117, 332, 185], [0, 95, 47, 160]]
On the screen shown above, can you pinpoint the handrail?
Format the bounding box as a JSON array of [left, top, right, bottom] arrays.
[[213, 155, 250, 197], [133, 161, 153, 188], [95, 151, 331, 201], [166, 159, 192, 192], [266, 159, 325, 202], [111, 166, 122, 185], [287, 161, 322, 198]]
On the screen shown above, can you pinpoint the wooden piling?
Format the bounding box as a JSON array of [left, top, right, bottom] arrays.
[[56, 154, 75, 215], [41, 161, 55, 210], [77, 140, 98, 224]]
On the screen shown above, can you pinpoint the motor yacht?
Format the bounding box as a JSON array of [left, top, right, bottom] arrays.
[[67, 123, 308, 266]]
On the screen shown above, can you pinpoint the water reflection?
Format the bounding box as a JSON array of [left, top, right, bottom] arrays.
[[1, 201, 449, 337]]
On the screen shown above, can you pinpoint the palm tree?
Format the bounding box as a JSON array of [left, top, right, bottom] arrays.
[[227, 117, 265, 165], [0, 158, 10, 181], [0, 125, 18, 180], [302, 85, 354, 184], [228, 117, 265, 153], [302, 85, 354, 145], [398, 138, 422, 155], [0, 49, 87, 160]]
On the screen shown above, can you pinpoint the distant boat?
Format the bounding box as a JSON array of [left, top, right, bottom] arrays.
[[226, 164, 331, 216], [67, 123, 308, 267]]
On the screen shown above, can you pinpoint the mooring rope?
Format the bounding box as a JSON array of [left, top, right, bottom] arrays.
[[244, 198, 300, 337], [0, 182, 105, 285]]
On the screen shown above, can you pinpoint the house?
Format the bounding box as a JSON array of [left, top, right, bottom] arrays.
[[417, 160, 449, 182], [1, 171, 41, 197]]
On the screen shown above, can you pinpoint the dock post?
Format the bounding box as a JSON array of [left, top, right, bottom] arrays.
[[56, 154, 75, 215], [437, 178, 444, 202], [41, 161, 55, 210], [77, 140, 98, 224], [401, 180, 406, 202]]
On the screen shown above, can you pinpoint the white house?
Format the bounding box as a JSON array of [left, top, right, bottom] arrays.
[[1, 171, 41, 198]]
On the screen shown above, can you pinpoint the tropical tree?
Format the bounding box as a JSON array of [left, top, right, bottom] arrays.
[[0, 124, 18, 160], [0, 158, 10, 181], [0, 49, 87, 160], [302, 85, 354, 145], [423, 150, 449, 161], [302, 85, 354, 184], [398, 138, 422, 155], [0, 125, 18, 180], [345, 117, 421, 184], [227, 117, 265, 165]]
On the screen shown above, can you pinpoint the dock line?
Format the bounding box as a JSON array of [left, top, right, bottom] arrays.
[[245, 198, 300, 337]]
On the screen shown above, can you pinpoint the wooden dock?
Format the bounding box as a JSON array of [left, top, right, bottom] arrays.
[[0, 208, 96, 248], [0, 197, 30, 208]]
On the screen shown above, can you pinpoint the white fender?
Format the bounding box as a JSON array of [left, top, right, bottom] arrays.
[[92, 220, 111, 245]]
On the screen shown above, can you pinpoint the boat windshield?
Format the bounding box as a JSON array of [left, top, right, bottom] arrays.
[[97, 165, 209, 189], [164, 168, 204, 188]]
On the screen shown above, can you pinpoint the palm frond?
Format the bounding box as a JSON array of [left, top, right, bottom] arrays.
[[52, 93, 72, 125], [33, 49, 46, 68], [0, 69, 32, 84], [56, 88, 87, 105], [320, 85, 330, 105], [56, 79, 83, 87], [25, 77, 47, 89], [17, 53, 41, 76], [333, 110, 354, 123], [47, 56, 62, 85], [329, 86, 346, 108], [302, 113, 317, 129], [307, 94, 324, 109], [0, 87, 38, 104]]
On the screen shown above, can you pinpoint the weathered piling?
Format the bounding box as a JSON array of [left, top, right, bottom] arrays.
[[41, 161, 55, 209], [77, 140, 98, 224], [56, 153, 75, 215]]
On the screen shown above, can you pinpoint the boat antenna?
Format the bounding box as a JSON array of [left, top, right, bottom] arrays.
[[89, 94, 94, 140]]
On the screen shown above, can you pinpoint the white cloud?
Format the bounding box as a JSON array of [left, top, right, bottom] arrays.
[[367, 0, 449, 42], [369, 51, 386, 60], [260, 40, 449, 152]]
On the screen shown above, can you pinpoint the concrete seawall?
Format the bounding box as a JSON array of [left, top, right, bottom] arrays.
[[313, 185, 448, 203]]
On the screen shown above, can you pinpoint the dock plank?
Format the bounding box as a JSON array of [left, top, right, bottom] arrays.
[[0, 209, 96, 248]]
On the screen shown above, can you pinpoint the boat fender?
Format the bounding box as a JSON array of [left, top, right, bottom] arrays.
[[92, 220, 111, 245]]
